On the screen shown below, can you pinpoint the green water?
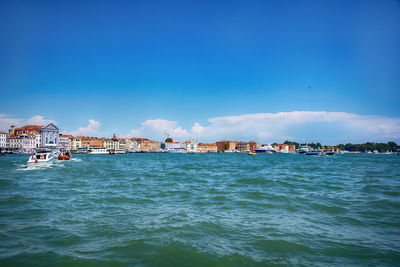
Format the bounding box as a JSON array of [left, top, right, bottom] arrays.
[[0, 153, 399, 266]]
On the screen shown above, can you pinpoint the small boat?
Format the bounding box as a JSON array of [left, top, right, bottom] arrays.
[[27, 149, 56, 166], [325, 150, 335, 155], [109, 149, 126, 154], [87, 148, 108, 154], [305, 151, 323, 156], [248, 152, 257, 155], [58, 150, 71, 160]]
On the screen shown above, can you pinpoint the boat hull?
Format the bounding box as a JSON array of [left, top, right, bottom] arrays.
[[27, 156, 55, 166]]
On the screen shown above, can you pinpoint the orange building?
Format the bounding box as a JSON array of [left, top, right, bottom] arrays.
[[197, 143, 218, 153], [132, 138, 153, 151], [216, 140, 238, 152], [80, 136, 104, 148], [249, 141, 259, 152]]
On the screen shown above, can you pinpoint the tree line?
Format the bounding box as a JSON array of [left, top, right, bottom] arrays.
[[283, 140, 398, 152]]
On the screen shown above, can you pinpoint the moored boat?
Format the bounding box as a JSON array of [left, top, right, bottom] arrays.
[[87, 148, 108, 154], [305, 151, 324, 156], [297, 145, 310, 154], [325, 150, 335, 155], [255, 144, 276, 153]]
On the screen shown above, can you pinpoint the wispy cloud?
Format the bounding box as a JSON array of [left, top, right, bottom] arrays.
[[127, 111, 400, 144], [0, 113, 56, 131], [70, 119, 101, 136]]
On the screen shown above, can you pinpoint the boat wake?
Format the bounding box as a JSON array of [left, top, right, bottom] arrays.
[[69, 158, 82, 162], [18, 164, 54, 171]]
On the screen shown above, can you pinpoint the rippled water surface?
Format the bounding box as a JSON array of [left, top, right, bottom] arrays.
[[1, 153, 400, 266]]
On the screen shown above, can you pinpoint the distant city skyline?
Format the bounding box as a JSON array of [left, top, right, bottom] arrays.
[[0, 111, 399, 145], [1, 0, 399, 144]]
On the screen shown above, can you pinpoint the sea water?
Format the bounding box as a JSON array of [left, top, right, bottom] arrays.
[[0, 153, 399, 266]]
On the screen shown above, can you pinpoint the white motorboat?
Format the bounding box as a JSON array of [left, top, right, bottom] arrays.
[[87, 148, 108, 154], [297, 145, 310, 154], [256, 144, 276, 153], [27, 149, 56, 166]]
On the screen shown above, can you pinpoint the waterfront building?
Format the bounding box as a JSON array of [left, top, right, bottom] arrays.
[[6, 133, 36, 152], [197, 143, 218, 153], [119, 139, 127, 151], [69, 136, 82, 151], [249, 141, 260, 153], [132, 138, 153, 152], [58, 134, 70, 150], [184, 140, 197, 153], [236, 142, 250, 153], [41, 123, 59, 148], [216, 140, 238, 152], [80, 136, 104, 148], [128, 139, 139, 152], [14, 125, 42, 148], [151, 141, 161, 151], [165, 142, 185, 151], [103, 139, 120, 151], [0, 131, 6, 148]]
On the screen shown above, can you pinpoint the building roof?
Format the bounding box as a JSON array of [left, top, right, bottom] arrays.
[[15, 125, 42, 131], [59, 134, 75, 138], [0, 131, 7, 134]]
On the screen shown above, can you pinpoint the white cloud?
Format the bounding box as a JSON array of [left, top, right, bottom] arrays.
[[70, 119, 101, 136], [128, 119, 188, 140], [127, 111, 400, 144], [26, 115, 55, 125], [0, 113, 56, 131]]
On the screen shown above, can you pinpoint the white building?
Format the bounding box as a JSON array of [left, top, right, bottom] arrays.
[[0, 131, 6, 148], [6, 134, 36, 152], [164, 142, 185, 152], [128, 140, 138, 152], [70, 137, 82, 151], [185, 140, 197, 153], [41, 123, 59, 148], [58, 135, 70, 150]]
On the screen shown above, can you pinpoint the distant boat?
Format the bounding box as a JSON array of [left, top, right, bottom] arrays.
[[87, 148, 108, 154], [255, 144, 276, 153], [297, 145, 310, 154], [305, 151, 323, 156], [324, 150, 335, 156], [224, 149, 240, 153], [76, 147, 88, 154], [248, 152, 257, 155], [109, 149, 126, 154]]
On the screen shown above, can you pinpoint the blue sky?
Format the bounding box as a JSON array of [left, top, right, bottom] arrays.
[[1, 0, 399, 144]]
